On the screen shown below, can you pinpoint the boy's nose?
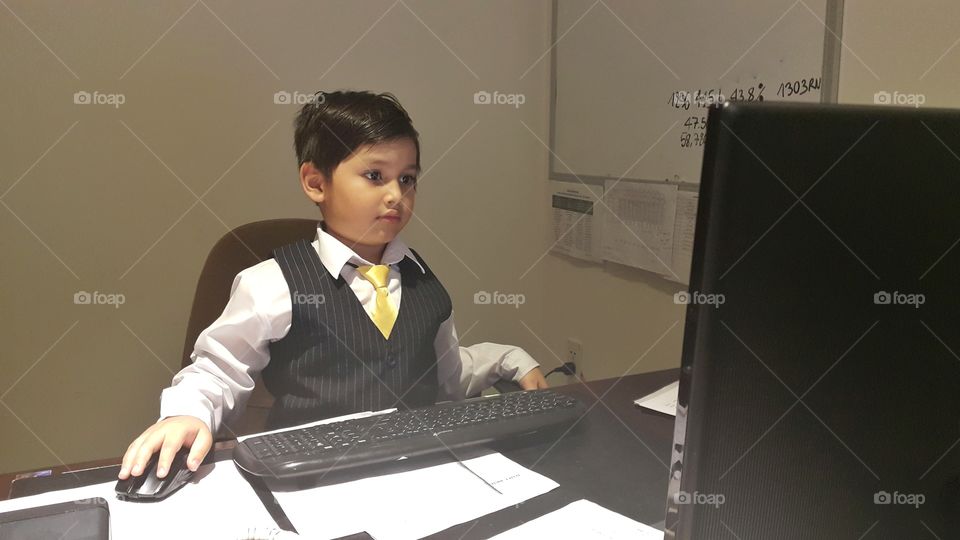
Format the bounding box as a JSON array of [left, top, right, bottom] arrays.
[[384, 180, 402, 203]]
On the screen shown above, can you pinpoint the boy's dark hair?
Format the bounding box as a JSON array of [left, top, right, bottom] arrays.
[[294, 90, 420, 179]]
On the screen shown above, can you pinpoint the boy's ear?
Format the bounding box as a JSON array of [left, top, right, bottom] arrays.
[[299, 161, 327, 205]]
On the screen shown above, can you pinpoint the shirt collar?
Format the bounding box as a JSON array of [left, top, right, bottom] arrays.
[[315, 221, 426, 278]]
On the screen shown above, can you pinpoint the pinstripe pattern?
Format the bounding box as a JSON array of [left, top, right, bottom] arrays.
[[263, 239, 452, 429]]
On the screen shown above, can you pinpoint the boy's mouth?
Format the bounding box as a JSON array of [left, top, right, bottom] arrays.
[[379, 212, 401, 222]]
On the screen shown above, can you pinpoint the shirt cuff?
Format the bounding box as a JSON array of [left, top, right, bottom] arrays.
[[500, 348, 540, 382], [159, 386, 217, 436]]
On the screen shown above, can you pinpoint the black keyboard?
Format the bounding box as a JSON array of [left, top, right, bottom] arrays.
[[233, 390, 585, 479]]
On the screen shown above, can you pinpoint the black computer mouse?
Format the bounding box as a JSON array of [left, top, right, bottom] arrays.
[[115, 448, 195, 502]]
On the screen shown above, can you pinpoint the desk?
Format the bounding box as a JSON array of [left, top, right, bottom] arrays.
[[0, 369, 679, 539]]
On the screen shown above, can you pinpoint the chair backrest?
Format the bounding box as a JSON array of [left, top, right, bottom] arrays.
[[181, 218, 318, 368]]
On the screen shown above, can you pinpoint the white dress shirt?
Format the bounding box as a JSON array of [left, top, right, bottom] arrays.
[[159, 223, 540, 435]]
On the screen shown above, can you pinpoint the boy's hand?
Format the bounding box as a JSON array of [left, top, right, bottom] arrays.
[[118, 415, 212, 480], [518, 367, 549, 390]]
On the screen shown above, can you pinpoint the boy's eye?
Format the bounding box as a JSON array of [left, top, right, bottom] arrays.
[[364, 171, 417, 188]]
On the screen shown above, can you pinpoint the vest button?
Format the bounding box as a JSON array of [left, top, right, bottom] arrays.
[[386, 354, 396, 368]]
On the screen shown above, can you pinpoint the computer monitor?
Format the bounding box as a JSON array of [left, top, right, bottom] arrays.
[[666, 101, 960, 539]]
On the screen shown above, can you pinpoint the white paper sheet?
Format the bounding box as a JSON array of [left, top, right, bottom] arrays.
[[634, 381, 679, 417], [601, 181, 678, 276], [0, 461, 278, 539], [666, 191, 699, 284], [272, 452, 559, 540], [551, 180, 604, 261], [490, 499, 662, 539]]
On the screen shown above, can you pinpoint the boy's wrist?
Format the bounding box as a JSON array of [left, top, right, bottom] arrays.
[[159, 391, 216, 435]]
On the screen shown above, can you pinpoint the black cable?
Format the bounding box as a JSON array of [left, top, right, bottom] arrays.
[[545, 362, 577, 378]]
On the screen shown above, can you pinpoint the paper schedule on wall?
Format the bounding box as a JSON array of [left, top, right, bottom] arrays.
[[551, 181, 604, 261], [601, 181, 678, 276], [664, 191, 699, 285]]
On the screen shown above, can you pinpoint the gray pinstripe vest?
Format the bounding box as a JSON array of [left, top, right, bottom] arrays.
[[263, 239, 452, 430]]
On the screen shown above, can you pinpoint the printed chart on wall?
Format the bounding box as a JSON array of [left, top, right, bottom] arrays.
[[550, 181, 604, 261], [551, 181, 699, 283], [601, 181, 676, 276], [593, 182, 696, 284], [551, 0, 831, 282]]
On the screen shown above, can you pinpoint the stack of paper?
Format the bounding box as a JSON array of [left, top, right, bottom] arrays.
[[634, 381, 679, 417], [272, 452, 559, 539]]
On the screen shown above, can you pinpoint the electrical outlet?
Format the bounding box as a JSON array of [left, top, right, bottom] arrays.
[[566, 338, 582, 367]]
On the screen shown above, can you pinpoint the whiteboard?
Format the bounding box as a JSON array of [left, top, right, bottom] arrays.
[[551, 0, 839, 184]]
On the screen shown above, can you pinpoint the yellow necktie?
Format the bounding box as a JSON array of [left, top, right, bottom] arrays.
[[355, 264, 398, 339]]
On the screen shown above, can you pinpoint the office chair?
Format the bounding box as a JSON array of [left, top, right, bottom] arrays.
[[181, 218, 318, 437]]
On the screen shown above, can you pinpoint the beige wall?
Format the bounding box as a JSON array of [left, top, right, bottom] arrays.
[[538, 257, 687, 381], [838, 0, 960, 107], [0, 1, 559, 474]]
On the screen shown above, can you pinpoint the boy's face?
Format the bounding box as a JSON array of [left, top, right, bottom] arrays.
[[302, 138, 418, 256]]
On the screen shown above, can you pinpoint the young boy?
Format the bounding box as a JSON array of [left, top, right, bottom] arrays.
[[119, 91, 547, 481]]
